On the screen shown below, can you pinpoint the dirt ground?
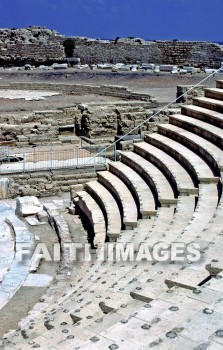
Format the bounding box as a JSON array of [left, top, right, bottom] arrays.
[[0, 68, 220, 112]]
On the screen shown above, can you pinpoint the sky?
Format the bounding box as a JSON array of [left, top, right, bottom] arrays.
[[0, 0, 222, 41]]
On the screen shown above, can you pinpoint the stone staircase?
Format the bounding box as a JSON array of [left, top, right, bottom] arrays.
[[1, 80, 223, 349]]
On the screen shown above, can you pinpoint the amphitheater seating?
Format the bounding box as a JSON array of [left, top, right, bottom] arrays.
[[2, 79, 223, 349], [169, 114, 223, 151], [109, 162, 157, 217], [0, 204, 34, 311], [181, 104, 223, 128], [85, 181, 122, 241], [193, 96, 223, 113]]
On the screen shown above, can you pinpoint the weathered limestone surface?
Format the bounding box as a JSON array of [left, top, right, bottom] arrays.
[[0, 100, 158, 144], [73, 38, 223, 68], [15, 196, 43, 217], [8, 170, 98, 198], [0, 178, 9, 199], [0, 27, 65, 65], [0, 27, 222, 67]]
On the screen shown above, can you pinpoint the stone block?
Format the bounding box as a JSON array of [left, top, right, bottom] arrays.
[[0, 178, 9, 199], [15, 196, 43, 217]]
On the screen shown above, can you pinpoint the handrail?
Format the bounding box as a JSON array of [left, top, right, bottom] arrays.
[[78, 64, 223, 169]]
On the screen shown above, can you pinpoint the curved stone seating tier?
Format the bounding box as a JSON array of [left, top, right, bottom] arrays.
[[216, 79, 223, 89], [20, 280, 223, 350], [97, 171, 138, 230], [204, 87, 223, 101], [193, 96, 223, 113], [76, 191, 106, 248], [145, 133, 218, 184], [141, 205, 176, 247], [169, 114, 223, 155], [158, 122, 223, 180], [118, 151, 177, 207], [85, 181, 122, 241], [109, 162, 157, 218], [176, 183, 218, 244], [118, 217, 156, 244], [0, 212, 34, 310], [188, 188, 223, 275], [149, 195, 196, 246], [134, 142, 197, 195], [182, 104, 223, 128]]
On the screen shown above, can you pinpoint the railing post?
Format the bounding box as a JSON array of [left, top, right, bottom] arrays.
[[77, 147, 79, 168], [208, 75, 211, 88], [104, 147, 106, 166], [23, 152, 25, 173], [114, 143, 117, 162], [140, 126, 142, 140], [50, 142, 52, 170], [33, 146, 36, 171], [93, 154, 96, 173]]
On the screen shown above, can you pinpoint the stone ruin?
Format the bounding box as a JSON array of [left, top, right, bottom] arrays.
[[0, 27, 222, 67], [0, 78, 222, 348]]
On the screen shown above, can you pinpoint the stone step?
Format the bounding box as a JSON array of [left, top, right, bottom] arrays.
[[160, 121, 223, 179], [181, 104, 223, 129], [169, 114, 223, 155], [178, 183, 219, 244], [97, 171, 138, 230], [145, 133, 218, 184], [0, 203, 14, 289], [85, 181, 122, 241], [148, 195, 196, 247], [0, 212, 34, 310], [204, 87, 223, 101], [109, 161, 157, 218], [118, 217, 156, 244], [76, 191, 107, 248], [134, 142, 197, 195], [216, 79, 223, 89], [193, 96, 223, 113], [118, 151, 177, 207]]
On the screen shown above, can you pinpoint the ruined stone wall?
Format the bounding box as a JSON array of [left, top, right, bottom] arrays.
[[73, 38, 223, 68], [1, 82, 153, 102], [0, 100, 158, 145], [0, 27, 65, 65], [0, 28, 222, 67], [7, 169, 99, 198]]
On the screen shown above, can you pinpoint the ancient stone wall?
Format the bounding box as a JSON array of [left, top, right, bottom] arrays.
[[7, 170, 99, 198], [0, 28, 222, 67], [0, 100, 157, 145], [72, 38, 223, 68], [0, 27, 65, 65]]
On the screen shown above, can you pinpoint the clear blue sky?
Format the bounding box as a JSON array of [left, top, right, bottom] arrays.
[[0, 0, 222, 41]]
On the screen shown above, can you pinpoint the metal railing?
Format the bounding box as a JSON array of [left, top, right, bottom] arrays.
[[77, 64, 223, 168], [0, 145, 106, 174]]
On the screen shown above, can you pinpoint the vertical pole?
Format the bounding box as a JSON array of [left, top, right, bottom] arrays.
[[50, 142, 52, 170], [23, 152, 25, 173], [208, 75, 211, 88], [93, 154, 96, 173], [114, 143, 117, 162], [140, 126, 142, 140], [34, 146, 36, 171], [77, 147, 79, 168]]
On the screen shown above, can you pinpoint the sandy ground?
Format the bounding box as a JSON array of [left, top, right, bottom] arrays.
[[0, 68, 221, 111], [0, 89, 60, 101]]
